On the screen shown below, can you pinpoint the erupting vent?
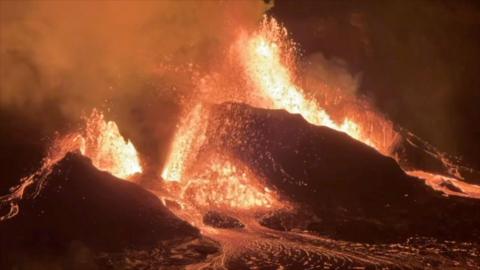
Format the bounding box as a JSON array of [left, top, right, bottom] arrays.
[[79, 110, 142, 179], [236, 16, 399, 155], [158, 16, 402, 212], [158, 16, 480, 213]]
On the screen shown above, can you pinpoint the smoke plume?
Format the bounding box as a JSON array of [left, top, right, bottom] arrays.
[[0, 0, 272, 172]]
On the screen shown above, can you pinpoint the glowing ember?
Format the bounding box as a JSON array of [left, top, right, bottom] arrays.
[[162, 103, 207, 182], [236, 16, 394, 154], [79, 110, 142, 179]]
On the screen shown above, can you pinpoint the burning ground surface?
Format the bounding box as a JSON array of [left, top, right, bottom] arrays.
[[2, 10, 480, 270]]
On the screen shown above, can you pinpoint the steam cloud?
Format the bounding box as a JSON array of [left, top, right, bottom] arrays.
[[0, 0, 272, 171], [0, 0, 271, 120]]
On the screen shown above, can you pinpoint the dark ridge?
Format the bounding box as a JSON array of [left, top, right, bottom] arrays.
[[0, 152, 199, 268], [207, 102, 480, 243]]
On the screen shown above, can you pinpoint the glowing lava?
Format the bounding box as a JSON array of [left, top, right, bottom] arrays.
[[159, 16, 400, 211], [182, 154, 275, 209], [407, 170, 480, 199], [160, 16, 480, 209], [235, 16, 480, 199], [79, 110, 142, 179], [236, 16, 397, 155], [161, 103, 277, 210], [161, 103, 207, 182]]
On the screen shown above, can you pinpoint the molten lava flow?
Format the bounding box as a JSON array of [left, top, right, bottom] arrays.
[[236, 16, 397, 155], [80, 110, 142, 179], [162, 103, 207, 182], [407, 170, 480, 200]]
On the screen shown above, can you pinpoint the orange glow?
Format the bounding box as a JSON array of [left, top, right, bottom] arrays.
[[236, 16, 396, 154], [407, 170, 480, 199], [160, 103, 278, 210], [181, 154, 275, 209], [79, 110, 142, 179], [158, 16, 399, 211], [158, 16, 480, 215], [161, 103, 207, 182]]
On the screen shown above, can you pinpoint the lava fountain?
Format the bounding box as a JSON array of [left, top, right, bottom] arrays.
[[235, 16, 399, 155], [161, 103, 207, 182], [160, 15, 480, 205], [160, 16, 399, 197], [160, 103, 278, 212], [79, 110, 142, 179]]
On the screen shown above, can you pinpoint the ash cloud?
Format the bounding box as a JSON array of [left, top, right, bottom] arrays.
[[304, 53, 360, 96], [0, 0, 272, 173], [0, 0, 271, 118]]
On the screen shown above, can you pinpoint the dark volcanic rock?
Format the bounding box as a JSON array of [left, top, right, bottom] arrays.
[[203, 211, 244, 229], [206, 102, 480, 243], [258, 210, 318, 232], [0, 153, 199, 268]]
